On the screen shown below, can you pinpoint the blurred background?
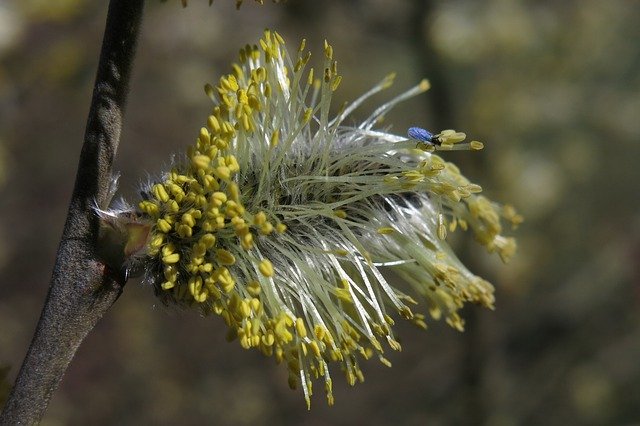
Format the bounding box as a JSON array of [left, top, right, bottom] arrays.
[[1, 0, 639, 424]]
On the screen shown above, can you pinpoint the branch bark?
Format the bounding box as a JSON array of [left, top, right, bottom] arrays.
[[0, 1, 144, 423]]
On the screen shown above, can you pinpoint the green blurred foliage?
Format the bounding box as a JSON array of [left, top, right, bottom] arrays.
[[0, 0, 639, 425]]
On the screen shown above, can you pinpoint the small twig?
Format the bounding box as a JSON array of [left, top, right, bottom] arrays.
[[0, 1, 144, 424]]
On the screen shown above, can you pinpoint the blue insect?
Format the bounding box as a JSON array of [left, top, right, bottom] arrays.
[[407, 127, 441, 146]]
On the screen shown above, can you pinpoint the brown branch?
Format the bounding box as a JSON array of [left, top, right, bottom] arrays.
[[0, 1, 144, 423]]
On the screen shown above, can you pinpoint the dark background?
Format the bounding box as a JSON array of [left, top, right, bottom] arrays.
[[1, 1, 639, 424]]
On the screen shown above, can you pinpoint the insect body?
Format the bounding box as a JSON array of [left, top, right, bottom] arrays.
[[407, 127, 441, 146]]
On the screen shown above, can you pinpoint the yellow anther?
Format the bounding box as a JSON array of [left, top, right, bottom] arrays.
[[463, 183, 481, 194], [227, 75, 239, 91], [295, 318, 308, 338], [204, 83, 215, 99], [331, 75, 342, 91], [188, 275, 203, 295], [250, 335, 260, 347], [157, 218, 172, 233], [253, 211, 267, 225], [168, 182, 185, 198], [138, 200, 159, 216], [346, 370, 356, 386], [198, 127, 210, 144], [324, 40, 333, 59], [239, 300, 251, 318], [270, 130, 280, 148], [231, 215, 245, 228], [215, 267, 235, 293], [216, 249, 236, 265], [162, 253, 180, 264], [163, 266, 177, 282], [283, 314, 294, 327], [379, 356, 392, 368], [149, 234, 164, 251], [327, 396, 335, 407], [210, 191, 227, 207], [305, 68, 314, 86], [181, 213, 196, 227], [314, 325, 326, 341], [247, 95, 260, 111], [276, 223, 287, 233], [241, 233, 254, 250], [241, 114, 252, 132], [335, 288, 352, 303], [470, 140, 484, 150], [334, 209, 347, 219], [276, 324, 293, 343], [259, 259, 274, 277], [236, 89, 249, 104], [228, 182, 240, 203], [382, 314, 394, 326], [191, 154, 210, 169], [199, 233, 216, 248], [437, 214, 447, 240], [239, 335, 251, 349], [309, 341, 321, 357], [161, 243, 176, 257], [152, 184, 170, 203], [247, 280, 261, 296], [418, 78, 430, 91], [166, 199, 180, 213], [399, 306, 414, 319], [161, 281, 175, 290], [250, 298, 261, 313], [214, 166, 231, 180], [176, 224, 192, 238], [260, 222, 274, 235], [377, 227, 394, 235], [261, 333, 275, 347], [255, 67, 266, 82], [413, 318, 428, 330], [416, 141, 435, 152], [302, 108, 313, 123], [403, 170, 424, 182], [225, 155, 239, 173]]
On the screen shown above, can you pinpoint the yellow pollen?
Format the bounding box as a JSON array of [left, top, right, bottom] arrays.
[[216, 249, 236, 265], [162, 253, 180, 264], [259, 259, 274, 277], [377, 227, 395, 234]]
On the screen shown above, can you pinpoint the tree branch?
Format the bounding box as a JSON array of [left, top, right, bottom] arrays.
[[0, 1, 144, 423]]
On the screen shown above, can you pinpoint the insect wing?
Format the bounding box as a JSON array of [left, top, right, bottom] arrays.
[[408, 126, 434, 142]]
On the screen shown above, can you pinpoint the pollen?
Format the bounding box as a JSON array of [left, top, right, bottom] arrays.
[[216, 249, 236, 265], [259, 259, 274, 277]]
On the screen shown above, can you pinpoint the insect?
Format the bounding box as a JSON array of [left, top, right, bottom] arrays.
[[407, 127, 441, 146]]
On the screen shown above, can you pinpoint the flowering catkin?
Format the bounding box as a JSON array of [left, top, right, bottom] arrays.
[[130, 30, 520, 408]]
